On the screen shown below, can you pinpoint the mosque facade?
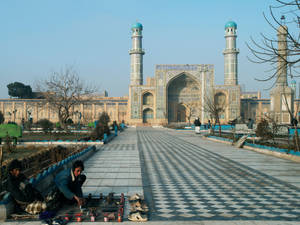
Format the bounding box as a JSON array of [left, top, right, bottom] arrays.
[[128, 21, 246, 125], [0, 21, 296, 126]]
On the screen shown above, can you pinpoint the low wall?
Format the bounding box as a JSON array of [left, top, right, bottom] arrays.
[[19, 140, 104, 146], [205, 135, 300, 162]]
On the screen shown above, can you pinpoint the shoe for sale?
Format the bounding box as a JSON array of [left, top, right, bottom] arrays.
[[141, 201, 149, 212], [128, 212, 148, 222], [129, 193, 143, 201]]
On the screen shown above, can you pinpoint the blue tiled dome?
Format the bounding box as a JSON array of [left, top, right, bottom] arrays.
[[225, 21, 237, 29], [132, 22, 143, 30]]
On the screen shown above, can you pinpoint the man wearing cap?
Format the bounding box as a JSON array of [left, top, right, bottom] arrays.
[[54, 160, 86, 206], [6, 159, 46, 214]]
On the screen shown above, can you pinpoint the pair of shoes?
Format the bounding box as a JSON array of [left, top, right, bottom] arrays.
[[128, 212, 148, 222], [130, 199, 149, 213], [129, 193, 143, 201]]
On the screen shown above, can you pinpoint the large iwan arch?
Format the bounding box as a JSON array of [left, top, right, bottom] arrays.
[[167, 73, 200, 123]]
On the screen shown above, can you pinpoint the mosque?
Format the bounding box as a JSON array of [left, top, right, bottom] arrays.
[[0, 21, 296, 126]]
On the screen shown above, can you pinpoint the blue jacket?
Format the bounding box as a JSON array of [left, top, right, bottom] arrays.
[[54, 169, 82, 200]]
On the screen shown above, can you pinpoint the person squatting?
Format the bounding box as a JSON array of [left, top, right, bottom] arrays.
[[6, 159, 87, 215]]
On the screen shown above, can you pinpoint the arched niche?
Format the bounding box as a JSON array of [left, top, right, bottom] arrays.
[[142, 92, 154, 106], [143, 108, 154, 123]]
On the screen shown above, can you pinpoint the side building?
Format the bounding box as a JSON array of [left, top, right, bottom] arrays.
[[0, 96, 128, 125]]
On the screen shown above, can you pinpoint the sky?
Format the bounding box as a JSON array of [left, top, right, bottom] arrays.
[[0, 0, 295, 99]]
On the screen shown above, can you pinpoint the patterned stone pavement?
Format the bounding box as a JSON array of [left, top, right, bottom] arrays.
[[137, 127, 300, 221], [5, 127, 300, 224], [82, 128, 143, 197]]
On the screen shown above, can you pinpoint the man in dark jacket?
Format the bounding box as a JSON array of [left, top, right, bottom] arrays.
[[6, 159, 45, 213], [54, 160, 86, 206], [194, 117, 201, 134]]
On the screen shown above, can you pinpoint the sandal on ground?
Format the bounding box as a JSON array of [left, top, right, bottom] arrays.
[[128, 212, 148, 222], [141, 203, 149, 212], [131, 205, 144, 212], [130, 199, 149, 212], [129, 193, 143, 201]]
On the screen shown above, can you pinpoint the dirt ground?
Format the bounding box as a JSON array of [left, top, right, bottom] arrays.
[[20, 132, 91, 141]]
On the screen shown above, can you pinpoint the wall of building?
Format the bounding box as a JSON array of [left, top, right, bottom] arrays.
[[0, 97, 128, 125]]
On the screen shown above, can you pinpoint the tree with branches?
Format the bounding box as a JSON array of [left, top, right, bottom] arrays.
[[247, 0, 300, 83], [247, 0, 300, 150], [36, 66, 97, 130], [202, 91, 226, 136], [185, 101, 199, 125]]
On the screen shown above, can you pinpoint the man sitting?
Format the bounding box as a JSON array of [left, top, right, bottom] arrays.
[[54, 160, 86, 206], [6, 159, 46, 214]]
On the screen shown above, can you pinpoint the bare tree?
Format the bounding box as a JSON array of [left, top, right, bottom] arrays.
[[247, 0, 300, 82], [36, 66, 97, 130], [185, 101, 199, 125], [202, 91, 226, 136]]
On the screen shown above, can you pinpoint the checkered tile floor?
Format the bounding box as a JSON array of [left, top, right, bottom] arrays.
[[137, 128, 300, 221]]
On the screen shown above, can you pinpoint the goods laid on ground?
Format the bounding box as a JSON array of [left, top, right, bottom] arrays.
[[8, 192, 125, 223], [128, 193, 148, 222]]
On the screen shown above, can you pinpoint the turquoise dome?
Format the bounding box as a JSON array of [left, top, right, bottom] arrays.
[[132, 22, 143, 30], [225, 21, 237, 29]]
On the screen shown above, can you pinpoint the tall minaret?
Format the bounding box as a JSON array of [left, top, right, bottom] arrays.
[[129, 22, 145, 85], [223, 21, 239, 85], [276, 25, 288, 87], [270, 24, 293, 123]]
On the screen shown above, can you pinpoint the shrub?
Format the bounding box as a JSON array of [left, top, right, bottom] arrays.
[[91, 112, 111, 140], [0, 111, 4, 124], [38, 119, 54, 133], [23, 121, 32, 131], [255, 119, 272, 140], [66, 118, 73, 125]]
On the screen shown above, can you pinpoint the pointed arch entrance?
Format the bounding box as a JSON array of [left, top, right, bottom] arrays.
[[143, 108, 154, 123], [167, 73, 201, 123]]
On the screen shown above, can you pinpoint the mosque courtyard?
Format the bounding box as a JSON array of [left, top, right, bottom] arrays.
[[5, 127, 300, 224]]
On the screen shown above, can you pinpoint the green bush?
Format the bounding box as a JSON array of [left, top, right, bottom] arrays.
[[255, 119, 272, 140], [66, 118, 73, 125], [91, 112, 111, 140], [0, 111, 4, 124], [38, 119, 54, 133]]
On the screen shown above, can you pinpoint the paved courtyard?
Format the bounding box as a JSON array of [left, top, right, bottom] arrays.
[[5, 127, 300, 225], [137, 128, 300, 221]]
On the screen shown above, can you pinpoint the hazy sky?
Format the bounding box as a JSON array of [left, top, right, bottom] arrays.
[[0, 0, 294, 99]]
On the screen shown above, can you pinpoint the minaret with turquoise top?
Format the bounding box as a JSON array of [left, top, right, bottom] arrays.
[[223, 21, 239, 85], [129, 22, 145, 85]]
